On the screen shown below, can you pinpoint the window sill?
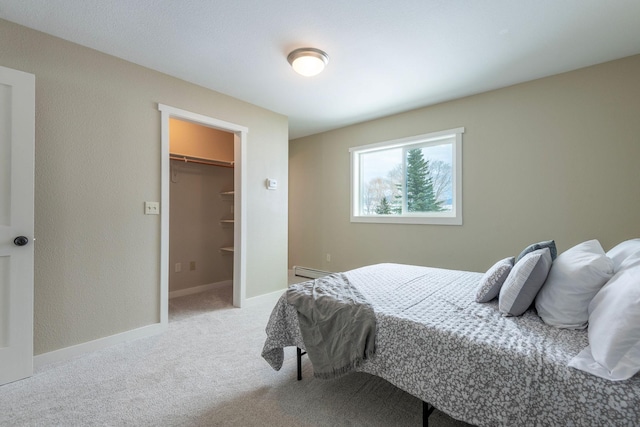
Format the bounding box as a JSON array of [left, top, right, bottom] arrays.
[[350, 214, 462, 225]]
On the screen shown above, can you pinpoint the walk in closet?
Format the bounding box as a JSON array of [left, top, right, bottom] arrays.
[[168, 118, 235, 296]]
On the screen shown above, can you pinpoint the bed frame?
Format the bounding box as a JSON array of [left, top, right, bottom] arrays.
[[296, 347, 435, 426]]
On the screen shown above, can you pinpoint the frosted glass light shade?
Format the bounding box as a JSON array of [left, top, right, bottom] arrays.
[[287, 48, 329, 77]]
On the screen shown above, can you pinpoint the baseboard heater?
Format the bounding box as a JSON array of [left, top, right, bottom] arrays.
[[293, 266, 331, 279]]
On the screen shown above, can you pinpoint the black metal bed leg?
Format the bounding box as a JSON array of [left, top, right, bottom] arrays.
[[423, 401, 434, 427], [296, 347, 306, 381]]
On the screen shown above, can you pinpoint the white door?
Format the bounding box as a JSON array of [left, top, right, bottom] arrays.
[[0, 65, 35, 385]]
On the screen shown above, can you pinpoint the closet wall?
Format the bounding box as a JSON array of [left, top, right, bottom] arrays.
[[169, 118, 234, 293]]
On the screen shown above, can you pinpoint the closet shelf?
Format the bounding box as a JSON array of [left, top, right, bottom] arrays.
[[169, 152, 234, 168], [220, 247, 235, 253]]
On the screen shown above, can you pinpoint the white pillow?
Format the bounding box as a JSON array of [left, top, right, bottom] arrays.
[[535, 240, 614, 329], [606, 238, 640, 273], [568, 253, 640, 381], [499, 248, 552, 317]]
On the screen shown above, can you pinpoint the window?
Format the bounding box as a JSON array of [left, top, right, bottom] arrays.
[[350, 127, 463, 225]]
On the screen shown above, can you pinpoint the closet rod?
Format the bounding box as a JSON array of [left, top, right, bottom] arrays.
[[169, 153, 234, 168]]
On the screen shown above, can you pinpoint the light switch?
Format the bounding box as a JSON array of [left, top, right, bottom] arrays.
[[145, 201, 160, 215], [266, 178, 277, 190]]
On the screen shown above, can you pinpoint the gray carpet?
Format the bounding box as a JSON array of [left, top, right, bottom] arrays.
[[0, 286, 472, 426]]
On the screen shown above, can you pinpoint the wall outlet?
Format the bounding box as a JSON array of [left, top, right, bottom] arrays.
[[175, 262, 181, 273], [326, 253, 331, 262], [144, 201, 160, 215], [190, 261, 196, 271]]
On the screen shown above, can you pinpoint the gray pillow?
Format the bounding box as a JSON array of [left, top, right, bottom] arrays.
[[475, 257, 515, 303], [515, 240, 557, 263], [499, 248, 552, 316]]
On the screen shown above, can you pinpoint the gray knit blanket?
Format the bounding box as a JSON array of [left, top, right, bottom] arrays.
[[286, 273, 376, 379]]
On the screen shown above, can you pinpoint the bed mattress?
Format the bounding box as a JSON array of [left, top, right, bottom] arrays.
[[262, 263, 640, 426]]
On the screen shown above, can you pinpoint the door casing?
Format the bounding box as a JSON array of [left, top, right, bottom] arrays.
[[158, 104, 247, 326]]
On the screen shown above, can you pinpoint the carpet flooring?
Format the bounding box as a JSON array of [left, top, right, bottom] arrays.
[[0, 285, 472, 426]]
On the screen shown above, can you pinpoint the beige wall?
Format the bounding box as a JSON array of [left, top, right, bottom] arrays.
[[169, 120, 235, 292], [0, 19, 288, 355], [169, 160, 234, 292], [290, 55, 640, 274], [169, 118, 234, 162]]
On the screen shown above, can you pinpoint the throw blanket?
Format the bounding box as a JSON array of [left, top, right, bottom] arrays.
[[286, 273, 376, 379]]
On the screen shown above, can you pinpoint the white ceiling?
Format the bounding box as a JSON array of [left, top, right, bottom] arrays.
[[1, 0, 639, 139]]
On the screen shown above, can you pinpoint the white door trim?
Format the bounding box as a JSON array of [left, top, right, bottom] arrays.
[[158, 104, 247, 326]]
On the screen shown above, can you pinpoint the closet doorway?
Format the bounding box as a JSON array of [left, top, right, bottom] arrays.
[[158, 104, 247, 326]]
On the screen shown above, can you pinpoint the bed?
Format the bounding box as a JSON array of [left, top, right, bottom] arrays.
[[262, 261, 640, 426]]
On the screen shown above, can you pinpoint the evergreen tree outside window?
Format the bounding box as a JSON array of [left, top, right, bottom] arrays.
[[405, 148, 443, 212], [375, 196, 392, 214], [350, 127, 463, 225]]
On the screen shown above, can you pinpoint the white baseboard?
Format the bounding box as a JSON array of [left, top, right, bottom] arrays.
[[169, 280, 232, 299], [34, 322, 165, 370], [243, 288, 286, 307], [33, 279, 269, 369]]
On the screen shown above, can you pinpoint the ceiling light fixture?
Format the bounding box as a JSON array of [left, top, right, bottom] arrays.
[[287, 47, 329, 77]]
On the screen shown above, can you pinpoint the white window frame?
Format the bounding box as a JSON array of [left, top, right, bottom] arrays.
[[350, 127, 464, 225]]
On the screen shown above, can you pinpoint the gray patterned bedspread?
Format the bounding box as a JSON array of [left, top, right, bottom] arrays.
[[262, 263, 640, 426]]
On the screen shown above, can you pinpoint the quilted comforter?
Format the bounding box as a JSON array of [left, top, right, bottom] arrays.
[[262, 263, 640, 426]]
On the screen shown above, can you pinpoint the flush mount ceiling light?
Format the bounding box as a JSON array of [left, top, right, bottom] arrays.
[[287, 47, 329, 77]]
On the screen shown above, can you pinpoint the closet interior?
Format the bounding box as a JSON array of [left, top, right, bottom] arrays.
[[168, 118, 235, 298]]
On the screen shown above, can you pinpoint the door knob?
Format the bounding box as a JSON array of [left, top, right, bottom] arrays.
[[14, 236, 29, 246]]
